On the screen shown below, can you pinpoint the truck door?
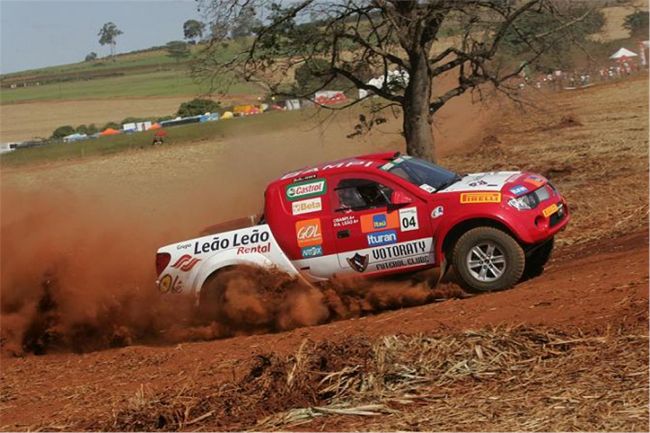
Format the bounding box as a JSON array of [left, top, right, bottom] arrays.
[[328, 174, 435, 275]]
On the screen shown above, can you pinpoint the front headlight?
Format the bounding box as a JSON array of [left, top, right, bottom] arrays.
[[508, 196, 534, 210]]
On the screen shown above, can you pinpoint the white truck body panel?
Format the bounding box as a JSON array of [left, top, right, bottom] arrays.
[[156, 224, 299, 296]]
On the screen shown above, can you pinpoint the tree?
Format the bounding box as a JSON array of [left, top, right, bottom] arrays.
[[84, 52, 98, 62], [98, 22, 123, 58], [184, 19, 206, 43], [294, 58, 345, 94], [177, 98, 221, 117], [51, 125, 75, 139], [231, 5, 262, 38], [166, 40, 191, 63], [196, 0, 600, 161], [624, 10, 649, 39]]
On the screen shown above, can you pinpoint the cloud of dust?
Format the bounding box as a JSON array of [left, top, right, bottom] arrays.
[[0, 185, 463, 356]]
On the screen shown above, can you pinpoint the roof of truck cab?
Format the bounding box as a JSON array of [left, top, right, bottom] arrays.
[[269, 151, 399, 187]]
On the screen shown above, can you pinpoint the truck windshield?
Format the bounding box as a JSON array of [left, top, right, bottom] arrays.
[[387, 157, 459, 192]]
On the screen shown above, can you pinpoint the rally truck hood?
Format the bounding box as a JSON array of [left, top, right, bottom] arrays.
[[436, 171, 549, 194], [438, 171, 521, 193]]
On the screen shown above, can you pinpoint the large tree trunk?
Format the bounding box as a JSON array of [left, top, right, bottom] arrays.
[[403, 50, 435, 162]]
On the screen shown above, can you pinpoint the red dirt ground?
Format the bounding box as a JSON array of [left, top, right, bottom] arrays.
[[0, 229, 647, 430]]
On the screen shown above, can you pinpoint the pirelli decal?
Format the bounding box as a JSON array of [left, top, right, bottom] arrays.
[[460, 192, 501, 204]]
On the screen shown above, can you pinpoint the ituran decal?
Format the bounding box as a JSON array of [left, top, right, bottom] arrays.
[[399, 207, 419, 232], [193, 229, 270, 254], [292, 197, 322, 215], [367, 229, 397, 247]]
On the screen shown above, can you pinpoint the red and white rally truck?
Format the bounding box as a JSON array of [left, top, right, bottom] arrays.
[[156, 152, 569, 300]]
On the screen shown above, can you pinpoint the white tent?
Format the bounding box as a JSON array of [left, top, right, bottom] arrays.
[[610, 47, 638, 59]]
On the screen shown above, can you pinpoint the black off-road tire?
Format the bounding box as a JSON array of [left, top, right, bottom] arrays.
[[522, 238, 554, 281], [452, 227, 525, 293], [198, 266, 271, 328]]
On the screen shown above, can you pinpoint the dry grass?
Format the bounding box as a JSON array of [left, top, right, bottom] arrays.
[[53, 323, 647, 432]]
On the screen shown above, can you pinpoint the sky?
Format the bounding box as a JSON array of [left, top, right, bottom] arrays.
[[0, 0, 205, 74]]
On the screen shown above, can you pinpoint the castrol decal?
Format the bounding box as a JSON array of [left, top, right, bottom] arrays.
[[286, 179, 327, 201]]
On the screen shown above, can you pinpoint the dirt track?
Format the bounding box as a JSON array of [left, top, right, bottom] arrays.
[[1, 231, 647, 430], [1, 76, 648, 430]]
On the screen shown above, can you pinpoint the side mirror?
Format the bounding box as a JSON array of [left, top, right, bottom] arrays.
[[390, 190, 413, 206]]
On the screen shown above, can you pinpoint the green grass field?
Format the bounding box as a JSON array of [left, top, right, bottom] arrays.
[[0, 70, 261, 103], [0, 109, 310, 167], [0, 42, 257, 103]]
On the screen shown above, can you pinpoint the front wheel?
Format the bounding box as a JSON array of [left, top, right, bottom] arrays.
[[452, 227, 525, 293]]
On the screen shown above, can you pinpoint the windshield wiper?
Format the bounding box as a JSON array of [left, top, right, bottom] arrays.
[[436, 174, 464, 191]]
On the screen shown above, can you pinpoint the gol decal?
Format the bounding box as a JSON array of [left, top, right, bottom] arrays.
[[171, 254, 201, 272], [360, 212, 399, 233], [460, 192, 501, 204], [295, 218, 322, 247], [542, 203, 559, 217]]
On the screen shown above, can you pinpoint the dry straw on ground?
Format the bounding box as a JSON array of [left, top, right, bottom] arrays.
[[88, 324, 648, 432]]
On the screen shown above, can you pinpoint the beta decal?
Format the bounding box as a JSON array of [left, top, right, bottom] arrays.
[[286, 178, 326, 201], [333, 215, 359, 228], [367, 229, 397, 247], [347, 253, 369, 272], [193, 229, 270, 254], [301, 245, 323, 258], [542, 203, 559, 217], [399, 207, 419, 232], [460, 192, 501, 204], [158, 274, 182, 294], [360, 212, 399, 233], [171, 254, 201, 272], [295, 218, 322, 247], [431, 206, 444, 219], [510, 185, 529, 196], [292, 197, 322, 215]]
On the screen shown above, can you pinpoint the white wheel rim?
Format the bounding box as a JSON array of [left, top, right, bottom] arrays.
[[466, 241, 506, 282]]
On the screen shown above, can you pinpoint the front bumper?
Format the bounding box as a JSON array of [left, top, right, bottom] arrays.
[[510, 196, 570, 245]]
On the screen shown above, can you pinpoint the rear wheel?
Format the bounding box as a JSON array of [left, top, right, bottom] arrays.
[[452, 227, 525, 293], [199, 266, 273, 329]]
